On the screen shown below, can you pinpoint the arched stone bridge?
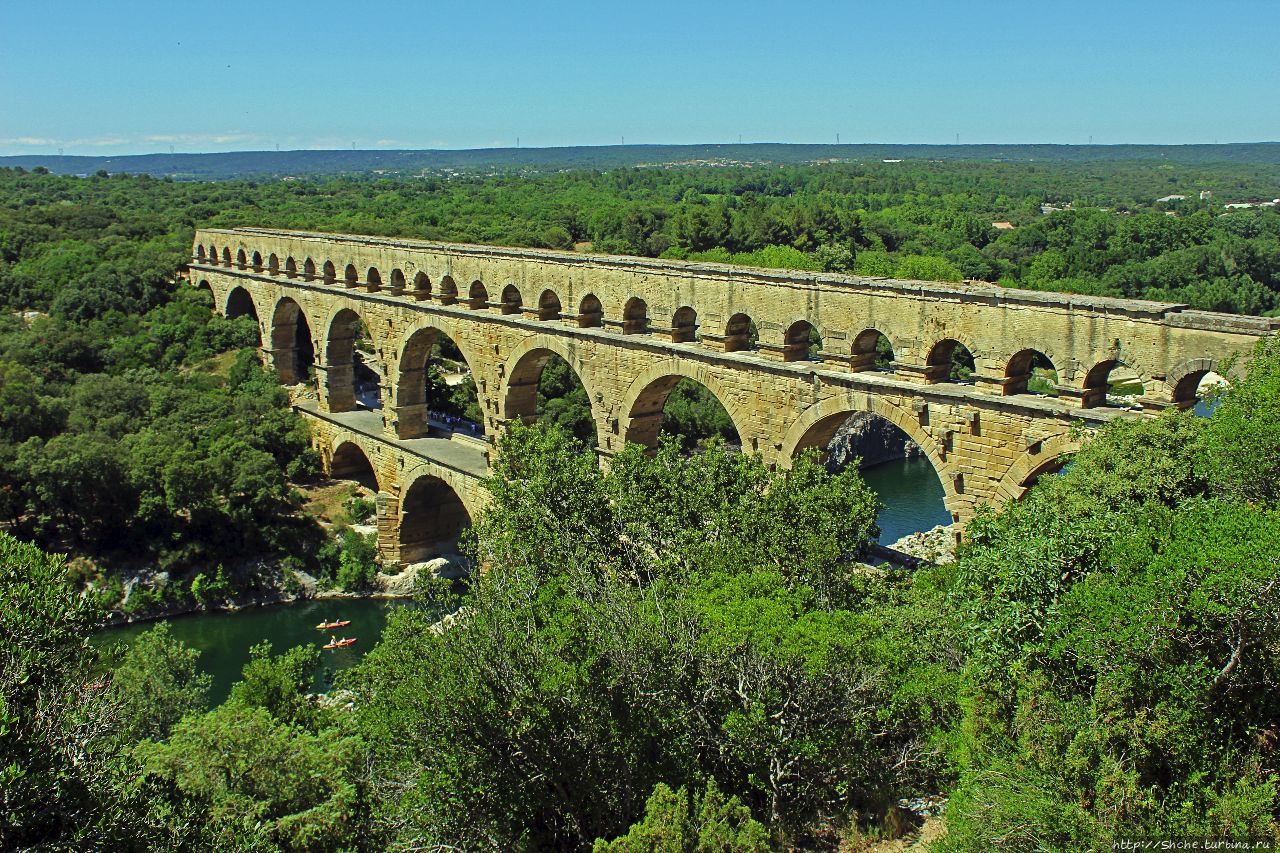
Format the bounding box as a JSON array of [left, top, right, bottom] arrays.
[[189, 227, 1278, 565]]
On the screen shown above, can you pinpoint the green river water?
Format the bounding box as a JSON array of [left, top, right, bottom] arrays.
[[97, 459, 950, 704]]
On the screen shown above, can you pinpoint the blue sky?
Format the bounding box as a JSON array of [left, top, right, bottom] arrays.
[[1, 0, 1276, 155]]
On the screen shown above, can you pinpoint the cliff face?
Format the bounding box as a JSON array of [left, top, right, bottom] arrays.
[[825, 412, 920, 470]]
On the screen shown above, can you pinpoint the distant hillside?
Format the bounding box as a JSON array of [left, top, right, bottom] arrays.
[[3, 142, 1280, 180]]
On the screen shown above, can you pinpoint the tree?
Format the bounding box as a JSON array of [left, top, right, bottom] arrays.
[[594, 782, 771, 852], [108, 622, 211, 743]]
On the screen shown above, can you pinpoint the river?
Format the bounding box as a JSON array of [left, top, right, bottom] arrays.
[[95, 597, 406, 706], [97, 460, 950, 703]]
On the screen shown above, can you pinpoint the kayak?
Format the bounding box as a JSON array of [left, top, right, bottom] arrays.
[[323, 637, 358, 650], [316, 619, 351, 630]]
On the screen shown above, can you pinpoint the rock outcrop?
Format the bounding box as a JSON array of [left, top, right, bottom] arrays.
[[377, 553, 470, 596], [825, 412, 920, 470]]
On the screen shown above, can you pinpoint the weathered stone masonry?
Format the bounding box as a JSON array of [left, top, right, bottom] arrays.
[[190, 227, 1279, 565]]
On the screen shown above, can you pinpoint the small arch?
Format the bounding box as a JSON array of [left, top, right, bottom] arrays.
[[251, 250, 263, 272], [236, 248, 247, 269], [1082, 359, 1144, 409], [329, 441, 379, 492], [724, 313, 759, 353], [412, 271, 431, 301], [578, 293, 603, 328], [303, 258, 316, 280], [285, 257, 298, 278], [538, 289, 562, 321], [207, 244, 218, 263], [1168, 358, 1224, 409], [467, 280, 489, 309], [500, 284, 523, 315], [1005, 349, 1059, 396], [399, 474, 473, 564], [344, 263, 359, 287], [222, 247, 233, 267], [267, 253, 279, 275], [438, 275, 458, 305], [926, 339, 976, 384], [784, 320, 822, 362], [195, 245, 207, 262], [389, 268, 406, 293], [623, 297, 649, 334], [322, 260, 337, 284], [851, 329, 894, 371], [671, 306, 698, 343], [366, 267, 382, 292]]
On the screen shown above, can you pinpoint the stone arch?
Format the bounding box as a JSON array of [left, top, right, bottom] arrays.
[[467, 280, 489, 310], [851, 328, 893, 371], [618, 360, 749, 452], [672, 306, 698, 343], [194, 279, 214, 307], [195, 245, 207, 262], [501, 335, 603, 437], [222, 247, 232, 266], [439, 275, 458, 305], [284, 256, 297, 278], [322, 260, 336, 284], [412, 271, 431, 301], [206, 244, 217, 264], [578, 293, 603, 328], [343, 263, 359, 286], [538, 289, 562, 321], [389, 268, 406, 294], [1004, 349, 1060, 396], [393, 319, 484, 439], [225, 285, 259, 322], [269, 296, 315, 384], [1081, 357, 1146, 408], [784, 319, 822, 362], [499, 284, 523, 315], [925, 338, 976, 384], [236, 248, 248, 269], [322, 306, 383, 413], [779, 393, 959, 515], [992, 432, 1082, 505], [1167, 357, 1223, 408], [329, 440, 380, 492], [724, 312, 758, 353], [303, 257, 316, 280], [366, 266, 382, 292], [398, 471, 475, 564], [623, 297, 649, 334], [251, 250, 263, 272], [267, 253, 279, 275]]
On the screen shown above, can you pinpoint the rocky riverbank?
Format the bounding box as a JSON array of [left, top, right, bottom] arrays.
[[887, 525, 958, 565], [826, 412, 920, 470]]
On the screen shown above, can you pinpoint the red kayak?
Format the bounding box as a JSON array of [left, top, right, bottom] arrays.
[[316, 619, 351, 631], [323, 637, 357, 650]]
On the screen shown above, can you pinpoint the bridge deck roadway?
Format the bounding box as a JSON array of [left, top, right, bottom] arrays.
[[294, 400, 491, 480]]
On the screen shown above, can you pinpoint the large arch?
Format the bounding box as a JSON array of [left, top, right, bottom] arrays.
[[329, 440, 380, 492], [269, 297, 315, 384], [501, 335, 603, 443], [398, 472, 474, 564], [322, 307, 384, 413], [992, 432, 1082, 505], [618, 361, 748, 452], [225, 285, 259, 321], [393, 319, 484, 440], [779, 392, 959, 517]]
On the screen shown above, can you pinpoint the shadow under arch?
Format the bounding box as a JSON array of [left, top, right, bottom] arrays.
[[269, 296, 316, 384], [501, 335, 603, 445], [329, 440, 380, 492], [393, 318, 485, 440], [779, 393, 959, 517], [618, 361, 747, 453], [398, 472, 474, 564]]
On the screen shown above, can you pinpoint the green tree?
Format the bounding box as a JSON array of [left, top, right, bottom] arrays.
[[108, 622, 211, 743]]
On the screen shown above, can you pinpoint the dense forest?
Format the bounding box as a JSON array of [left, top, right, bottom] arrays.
[[2, 159, 1279, 849]]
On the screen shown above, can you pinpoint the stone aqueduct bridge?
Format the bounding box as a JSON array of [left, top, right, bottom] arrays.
[[190, 227, 1278, 565]]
